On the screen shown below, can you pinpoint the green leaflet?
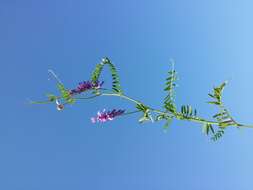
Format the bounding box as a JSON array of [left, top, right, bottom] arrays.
[[107, 59, 122, 93], [213, 109, 235, 127], [46, 94, 57, 102], [91, 63, 104, 83], [155, 113, 173, 130], [211, 128, 225, 141], [208, 81, 227, 106], [29, 94, 57, 105], [155, 113, 168, 121], [136, 103, 149, 111], [202, 123, 215, 135], [57, 83, 75, 104], [163, 117, 173, 130], [136, 103, 152, 123], [207, 101, 221, 105], [164, 61, 177, 113], [202, 123, 225, 141], [208, 80, 237, 132], [180, 105, 197, 118], [91, 57, 122, 93], [208, 82, 237, 129]]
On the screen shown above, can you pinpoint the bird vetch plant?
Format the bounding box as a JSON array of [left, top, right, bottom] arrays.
[[31, 57, 253, 141]]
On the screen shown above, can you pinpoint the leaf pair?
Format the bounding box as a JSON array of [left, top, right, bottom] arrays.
[[91, 57, 122, 94], [202, 123, 225, 141], [136, 103, 153, 123], [208, 81, 227, 106], [57, 83, 75, 104], [208, 81, 237, 128], [164, 61, 177, 113], [180, 105, 197, 118], [202, 123, 215, 135], [156, 114, 173, 130], [211, 129, 225, 141], [213, 109, 235, 127]]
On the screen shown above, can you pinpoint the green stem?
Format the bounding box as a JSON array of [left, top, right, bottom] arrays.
[[33, 90, 253, 129], [75, 94, 101, 100], [236, 124, 253, 129], [101, 93, 216, 124], [101, 93, 165, 114], [123, 110, 142, 116], [101, 93, 141, 105], [97, 92, 253, 129]]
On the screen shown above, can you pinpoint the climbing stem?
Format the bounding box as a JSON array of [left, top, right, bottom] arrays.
[[95, 92, 253, 129], [98, 92, 220, 125], [33, 90, 253, 129]]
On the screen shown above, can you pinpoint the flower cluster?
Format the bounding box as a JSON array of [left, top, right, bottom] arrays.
[[69, 80, 104, 95], [91, 109, 125, 123]]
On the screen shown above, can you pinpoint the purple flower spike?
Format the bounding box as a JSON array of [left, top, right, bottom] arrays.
[[91, 109, 125, 123], [69, 80, 104, 95]]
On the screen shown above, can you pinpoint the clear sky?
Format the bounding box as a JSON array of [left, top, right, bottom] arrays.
[[1, 0, 253, 189]]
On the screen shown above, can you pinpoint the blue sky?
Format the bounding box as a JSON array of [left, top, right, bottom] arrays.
[[1, 0, 253, 189]]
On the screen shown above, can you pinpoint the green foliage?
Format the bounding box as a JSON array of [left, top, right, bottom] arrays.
[[207, 81, 235, 141], [208, 81, 227, 106], [91, 62, 104, 83], [33, 58, 252, 142], [57, 83, 75, 104], [155, 113, 169, 121], [180, 105, 197, 118], [164, 61, 177, 113], [136, 103, 149, 113], [202, 123, 225, 141], [46, 94, 57, 102], [91, 57, 122, 93], [202, 123, 215, 135], [91, 61, 105, 95], [163, 117, 173, 130], [208, 81, 237, 129], [155, 114, 173, 130], [106, 59, 122, 93], [213, 109, 235, 127], [211, 128, 225, 141], [136, 103, 153, 123]]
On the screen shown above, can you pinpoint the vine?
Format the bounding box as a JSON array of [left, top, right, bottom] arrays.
[[31, 58, 253, 141]]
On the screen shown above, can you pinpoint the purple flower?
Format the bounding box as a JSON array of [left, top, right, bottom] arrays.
[[91, 109, 125, 123], [69, 80, 104, 95]]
